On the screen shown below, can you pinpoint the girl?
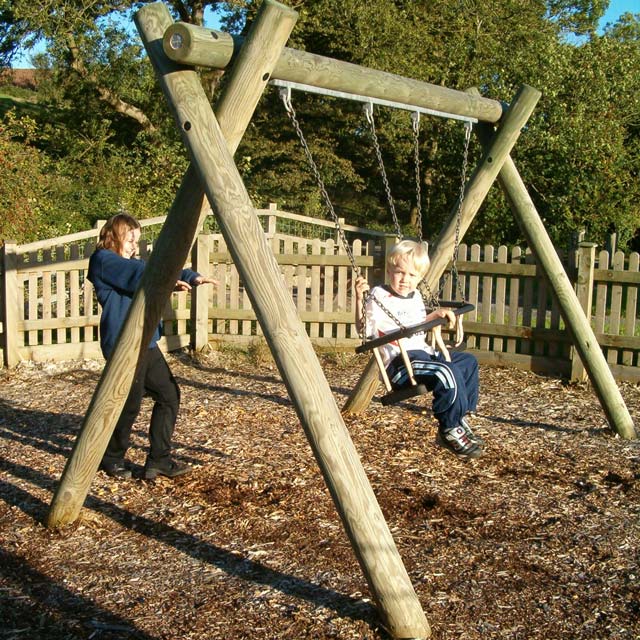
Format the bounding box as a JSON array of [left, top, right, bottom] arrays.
[[88, 213, 216, 479]]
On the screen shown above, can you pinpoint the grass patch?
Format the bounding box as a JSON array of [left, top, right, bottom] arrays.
[[0, 94, 44, 119]]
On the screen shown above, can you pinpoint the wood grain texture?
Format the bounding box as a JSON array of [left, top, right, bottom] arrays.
[[47, 1, 299, 527], [164, 22, 503, 124]]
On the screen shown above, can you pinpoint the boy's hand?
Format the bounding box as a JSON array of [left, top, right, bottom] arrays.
[[355, 276, 370, 301], [431, 308, 456, 329]]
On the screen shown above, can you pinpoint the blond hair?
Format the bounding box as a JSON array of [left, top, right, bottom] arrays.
[[386, 240, 430, 277]]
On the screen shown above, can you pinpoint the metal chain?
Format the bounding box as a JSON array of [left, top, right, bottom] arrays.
[[279, 88, 403, 341], [411, 111, 423, 242], [279, 88, 360, 277], [450, 121, 473, 301], [364, 103, 403, 240]]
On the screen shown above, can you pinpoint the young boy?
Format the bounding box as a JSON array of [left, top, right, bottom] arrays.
[[88, 213, 217, 479], [354, 239, 483, 458]]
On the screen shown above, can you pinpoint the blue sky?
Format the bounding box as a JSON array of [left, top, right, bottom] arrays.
[[600, 0, 637, 28], [10, 1, 639, 68]]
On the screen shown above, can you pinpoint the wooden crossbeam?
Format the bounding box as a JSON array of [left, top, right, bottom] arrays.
[[163, 21, 504, 124]]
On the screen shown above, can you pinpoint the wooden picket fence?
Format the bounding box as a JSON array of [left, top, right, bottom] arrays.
[[1, 206, 639, 382]]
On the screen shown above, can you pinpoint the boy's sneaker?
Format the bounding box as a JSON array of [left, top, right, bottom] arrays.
[[143, 459, 192, 480], [460, 416, 485, 447], [436, 425, 483, 459]]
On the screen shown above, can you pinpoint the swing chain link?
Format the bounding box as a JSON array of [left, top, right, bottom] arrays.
[[281, 89, 431, 343], [280, 90, 403, 343], [279, 88, 360, 278], [358, 289, 410, 347], [411, 111, 423, 242], [450, 120, 473, 302], [364, 103, 403, 240]]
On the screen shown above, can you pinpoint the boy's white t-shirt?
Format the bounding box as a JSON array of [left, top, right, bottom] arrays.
[[364, 285, 435, 367]]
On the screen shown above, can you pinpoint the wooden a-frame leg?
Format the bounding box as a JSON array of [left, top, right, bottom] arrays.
[[48, 0, 298, 528], [473, 120, 636, 440]]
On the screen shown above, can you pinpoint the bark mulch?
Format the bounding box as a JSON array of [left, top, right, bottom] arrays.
[[0, 348, 639, 640]]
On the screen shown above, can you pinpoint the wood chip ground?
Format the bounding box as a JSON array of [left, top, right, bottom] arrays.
[[1, 348, 639, 639]]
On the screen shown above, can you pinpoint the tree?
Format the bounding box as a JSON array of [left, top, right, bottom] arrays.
[[1, 0, 639, 251], [247, 0, 639, 250], [0, 0, 229, 240]]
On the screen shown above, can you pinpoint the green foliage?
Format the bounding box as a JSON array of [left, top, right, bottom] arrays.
[[0, 116, 51, 241], [0, 0, 638, 253]]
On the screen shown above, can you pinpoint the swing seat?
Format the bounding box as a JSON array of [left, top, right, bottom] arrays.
[[356, 303, 474, 406], [380, 383, 429, 406]]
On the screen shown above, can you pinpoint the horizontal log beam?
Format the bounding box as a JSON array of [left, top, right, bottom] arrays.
[[163, 22, 504, 124], [208, 252, 379, 267]]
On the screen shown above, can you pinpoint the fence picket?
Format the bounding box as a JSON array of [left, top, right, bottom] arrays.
[[594, 250, 609, 337], [466, 244, 480, 349], [480, 245, 494, 352], [608, 252, 624, 365], [623, 253, 639, 367], [42, 270, 52, 346], [494, 245, 507, 352], [507, 247, 522, 354], [55, 246, 65, 345], [521, 251, 535, 355], [534, 267, 548, 357], [310, 238, 321, 339], [337, 239, 348, 341], [323, 239, 335, 339]]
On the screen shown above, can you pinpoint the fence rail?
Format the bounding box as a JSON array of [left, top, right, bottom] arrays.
[[1, 206, 639, 382]]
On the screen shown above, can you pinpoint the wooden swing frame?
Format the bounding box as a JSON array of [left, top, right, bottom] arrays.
[[46, 2, 636, 639]]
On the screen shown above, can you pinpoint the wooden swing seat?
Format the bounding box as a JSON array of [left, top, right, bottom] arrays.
[[355, 302, 474, 406]]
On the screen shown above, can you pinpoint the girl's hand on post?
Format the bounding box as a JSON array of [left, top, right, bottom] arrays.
[[174, 280, 192, 292], [193, 276, 219, 287]]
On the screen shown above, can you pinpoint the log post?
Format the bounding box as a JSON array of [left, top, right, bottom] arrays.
[[571, 242, 597, 382], [163, 22, 504, 124], [48, 0, 299, 527], [473, 122, 636, 439], [344, 85, 541, 414], [191, 234, 211, 352], [49, 3, 431, 637], [150, 9, 432, 640], [342, 356, 380, 414]]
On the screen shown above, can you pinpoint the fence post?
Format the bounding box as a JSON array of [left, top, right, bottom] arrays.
[[267, 202, 278, 237], [336, 217, 346, 246], [1, 242, 21, 367], [570, 241, 597, 382], [190, 234, 211, 351], [567, 229, 586, 278]]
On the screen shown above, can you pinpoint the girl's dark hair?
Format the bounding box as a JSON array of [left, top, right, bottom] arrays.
[[97, 214, 141, 253]]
